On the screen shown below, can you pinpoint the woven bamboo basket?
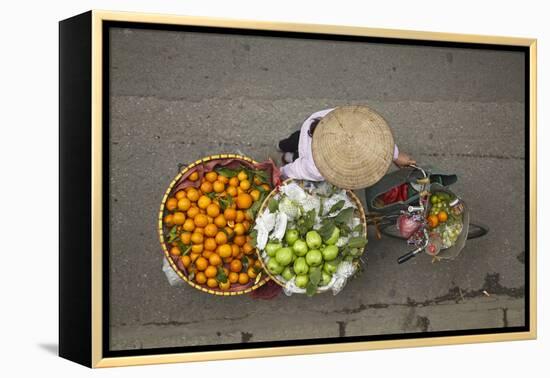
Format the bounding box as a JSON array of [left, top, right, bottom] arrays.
[[255, 179, 368, 293], [158, 154, 270, 296]]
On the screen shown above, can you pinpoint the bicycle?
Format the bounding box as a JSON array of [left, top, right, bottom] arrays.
[[364, 165, 489, 264]]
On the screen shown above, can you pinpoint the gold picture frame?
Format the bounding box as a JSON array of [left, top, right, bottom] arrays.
[[59, 9, 537, 368]]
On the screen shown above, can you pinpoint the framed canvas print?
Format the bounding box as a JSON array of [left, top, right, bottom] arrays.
[[59, 10, 537, 368]]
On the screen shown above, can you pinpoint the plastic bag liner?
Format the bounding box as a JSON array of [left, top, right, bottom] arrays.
[[429, 183, 469, 260], [282, 261, 357, 296], [162, 257, 185, 287], [364, 165, 458, 215]]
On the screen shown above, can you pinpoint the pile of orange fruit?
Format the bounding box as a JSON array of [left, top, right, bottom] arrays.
[[163, 167, 271, 291]]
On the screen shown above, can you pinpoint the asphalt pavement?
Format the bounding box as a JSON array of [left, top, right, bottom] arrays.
[[107, 26, 526, 350]]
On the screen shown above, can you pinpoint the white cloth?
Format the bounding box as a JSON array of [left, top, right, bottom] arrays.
[[280, 108, 400, 182]]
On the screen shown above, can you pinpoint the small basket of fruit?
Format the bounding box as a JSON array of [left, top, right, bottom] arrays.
[[425, 184, 469, 260], [158, 154, 278, 295], [254, 179, 367, 296]]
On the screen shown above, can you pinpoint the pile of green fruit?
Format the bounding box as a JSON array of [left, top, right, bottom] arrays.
[[264, 225, 366, 296]]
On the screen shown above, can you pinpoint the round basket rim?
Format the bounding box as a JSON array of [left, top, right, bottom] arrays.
[[158, 153, 270, 296], [255, 178, 368, 293]]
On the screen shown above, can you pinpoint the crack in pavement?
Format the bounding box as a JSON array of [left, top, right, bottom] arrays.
[[419, 152, 524, 161]]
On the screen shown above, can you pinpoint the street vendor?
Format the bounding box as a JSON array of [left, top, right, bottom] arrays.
[[278, 105, 415, 189]]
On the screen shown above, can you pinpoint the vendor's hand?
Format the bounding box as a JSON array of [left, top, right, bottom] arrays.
[[394, 151, 416, 168]]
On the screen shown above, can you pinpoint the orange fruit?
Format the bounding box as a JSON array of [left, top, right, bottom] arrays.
[[175, 190, 186, 200], [437, 211, 448, 223], [242, 243, 254, 255], [202, 250, 213, 259], [224, 226, 235, 238], [205, 265, 217, 278], [195, 257, 208, 271], [253, 176, 262, 185], [204, 237, 217, 251], [218, 244, 232, 258], [234, 223, 245, 236], [182, 219, 195, 232], [191, 244, 204, 253], [200, 181, 213, 193], [188, 172, 199, 181], [195, 272, 207, 284], [215, 231, 228, 245], [213, 181, 225, 193], [197, 195, 212, 210], [190, 232, 204, 244], [209, 253, 222, 266], [206, 278, 218, 288], [205, 171, 218, 183], [177, 197, 191, 211], [238, 273, 250, 285], [237, 187, 245, 195], [166, 198, 178, 211], [239, 180, 251, 191], [235, 210, 245, 223], [180, 232, 191, 245], [231, 244, 240, 257], [190, 253, 200, 263], [224, 208, 237, 221], [163, 214, 174, 227], [206, 203, 220, 218], [187, 188, 200, 202], [237, 171, 248, 181], [186, 206, 200, 219], [218, 175, 229, 184], [261, 184, 270, 191], [204, 224, 218, 237], [427, 215, 439, 228], [247, 266, 258, 279], [242, 220, 250, 231], [250, 189, 261, 202], [228, 272, 239, 283], [214, 214, 227, 228], [170, 246, 181, 256], [229, 177, 239, 187], [181, 255, 191, 268], [219, 281, 231, 290], [230, 259, 243, 273], [173, 212, 186, 225], [194, 213, 209, 228], [194, 227, 204, 234], [227, 186, 238, 197], [233, 235, 246, 247], [236, 193, 253, 209]]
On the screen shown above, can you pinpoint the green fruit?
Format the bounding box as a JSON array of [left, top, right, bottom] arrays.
[[321, 271, 332, 286], [295, 274, 309, 288], [275, 247, 294, 266], [322, 245, 339, 261], [306, 230, 322, 249], [292, 239, 308, 256], [293, 257, 309, 275], [323, 260, 338, 274], [324, 227, 340, 245], [267, 258, 283, 274], [285, 229, 300, 246], [430, 195, 439, 204], [305, 249, 323, 267], [265, 242, 282, 257], [281, 266, 295, 281]]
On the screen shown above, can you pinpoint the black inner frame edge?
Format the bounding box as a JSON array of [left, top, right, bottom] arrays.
[[101, 19, 531, 359]]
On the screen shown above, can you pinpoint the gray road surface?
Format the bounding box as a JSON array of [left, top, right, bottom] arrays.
[[107, 27, 526, 350]]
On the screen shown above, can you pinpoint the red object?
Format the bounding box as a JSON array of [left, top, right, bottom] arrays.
[[381, 183, 409, 205], [249, 280, 282, 300]]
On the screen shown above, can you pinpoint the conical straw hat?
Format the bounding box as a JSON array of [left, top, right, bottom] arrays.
[[311, 105, 394, 189]]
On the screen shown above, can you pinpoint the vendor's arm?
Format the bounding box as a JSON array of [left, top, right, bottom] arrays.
[[393, 144, 416, 167], [280, 156, 325, 181]]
